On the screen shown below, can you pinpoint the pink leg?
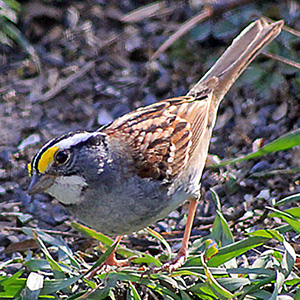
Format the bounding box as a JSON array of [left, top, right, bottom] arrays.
[[157, 199, 198, 272], [88, 235, 130, 278], [104, 236, 130, 267]]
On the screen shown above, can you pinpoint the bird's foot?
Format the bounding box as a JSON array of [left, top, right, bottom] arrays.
[[153, 248, 187, 273], [87, 252, 136, 278]]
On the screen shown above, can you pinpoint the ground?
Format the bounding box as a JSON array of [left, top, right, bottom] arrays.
[[0, 0, 300, 297]]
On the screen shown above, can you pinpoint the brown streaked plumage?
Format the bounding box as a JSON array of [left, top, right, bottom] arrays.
[[105, 94, 209, 181]]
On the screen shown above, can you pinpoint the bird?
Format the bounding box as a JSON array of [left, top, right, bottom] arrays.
[[27, 18, 283, 272]]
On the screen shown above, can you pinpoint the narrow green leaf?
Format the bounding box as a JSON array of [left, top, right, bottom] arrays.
[[23, 228, 65, 279], [80, 286, 112, 300], [128, 281, 142, 300], [72, 223, 161, 266], [40, 276, 82, 295], [1, 21, 41, 72], [180, 290, 192, 300], [175, 266, 275, 277], [202, 255, 234, 299], [279, 207, 300, 219], [217, 277, 251, 292], [250, 168, 300, 178], [24, 227, 80, 270], [274, 193, 300, 207], [0, 270, 25, 298], [85, 242, 118, 277], [268, 207, 300, 234], [268, 270, 285, 300], [213, 128, 300, 167], [207, 237, 269, 267], [98, 272, 182, 300], [247, 229, 283, 242], [188, 281, 223, 298], [24, 259, 51, 272], [210, 188, 221, 211], [71, 222, 113, 246], [211, 211, 234, 247], [120, 249, 162, 267], [240, 274, 276, 298], [146, 227, 172, 260], [281, 240, 296, 278], [151, 273, 182, 290]]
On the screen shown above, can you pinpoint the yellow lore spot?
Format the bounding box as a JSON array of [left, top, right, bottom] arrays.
[[38, 146, 59, 173], [27, 163, 32, 177]]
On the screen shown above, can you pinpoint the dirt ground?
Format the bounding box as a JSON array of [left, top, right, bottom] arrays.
[[1, 0, 300, 274]]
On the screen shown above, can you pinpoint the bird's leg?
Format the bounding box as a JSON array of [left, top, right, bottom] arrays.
[[87, 235, 130, 278], [156, 198, 198, 273], [103, 235, 130, 267]]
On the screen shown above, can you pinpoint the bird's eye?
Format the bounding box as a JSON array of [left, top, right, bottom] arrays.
[[55, 150, 70, 165]]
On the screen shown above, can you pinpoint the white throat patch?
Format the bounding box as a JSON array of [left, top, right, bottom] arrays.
[[46, 175, 87, 205]]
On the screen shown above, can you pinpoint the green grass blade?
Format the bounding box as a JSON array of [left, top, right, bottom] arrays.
[[202, 255, 234, 300], [40, 276, 82, 295], [1, 21, 41, 72], [247, 229, 283, 242], [280, 207, 300, 219], [211, 211, 234, 247], [207, 236, 269, 267], [85, 242, 119, 277], [25, 228, 80, 270], [281, 239, 296, 278], [0, 270, 25, 299], [146, 227, 172, 260], [213, 128, 300, 167], [274, 193, 300, 207], [268, 207, 300, 233], [23, 228, 65, 279], [71, 222, 113, 246], [128, 281, 142, 300]]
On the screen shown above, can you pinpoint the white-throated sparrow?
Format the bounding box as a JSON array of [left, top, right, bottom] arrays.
[[28, 19, 283, 272]]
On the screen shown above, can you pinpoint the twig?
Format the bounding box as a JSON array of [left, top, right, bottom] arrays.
[[150, 7, 212, 61], [262, 52, 300, 70], [263, 16, 300, 37], [4, 226, 82, 238], [34, 61, 95, 102], [121, 2, 176, 23]]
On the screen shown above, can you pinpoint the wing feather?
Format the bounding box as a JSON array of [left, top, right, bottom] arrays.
[[104, 92, 212, 181]]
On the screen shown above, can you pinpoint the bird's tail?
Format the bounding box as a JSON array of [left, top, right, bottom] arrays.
[[188, 18, 283, 111]]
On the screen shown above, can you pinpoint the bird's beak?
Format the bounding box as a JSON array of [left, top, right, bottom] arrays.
[[28, 173, 56, 195]]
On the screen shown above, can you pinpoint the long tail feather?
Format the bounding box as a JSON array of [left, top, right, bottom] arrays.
[[188, 18, 283, 114]]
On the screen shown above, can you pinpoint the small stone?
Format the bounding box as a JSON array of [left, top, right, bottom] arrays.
[[244, 194, 253, 203], [272, 102, 288, 121], [250, 161, 270, 173], [97, 109, 113, 125], [168, 211, 180, 219], [256, 189, 270, 200], [18, 134, 41, 151], [0, 186, 6, 194]]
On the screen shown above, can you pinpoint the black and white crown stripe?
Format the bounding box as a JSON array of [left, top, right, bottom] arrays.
[[32, 131, 102, 172]]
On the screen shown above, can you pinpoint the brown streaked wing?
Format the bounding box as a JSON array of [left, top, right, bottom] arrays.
[[104, 93, 211, 181]]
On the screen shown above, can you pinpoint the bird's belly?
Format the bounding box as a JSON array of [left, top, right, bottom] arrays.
[[66, 178, 192, 236]]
